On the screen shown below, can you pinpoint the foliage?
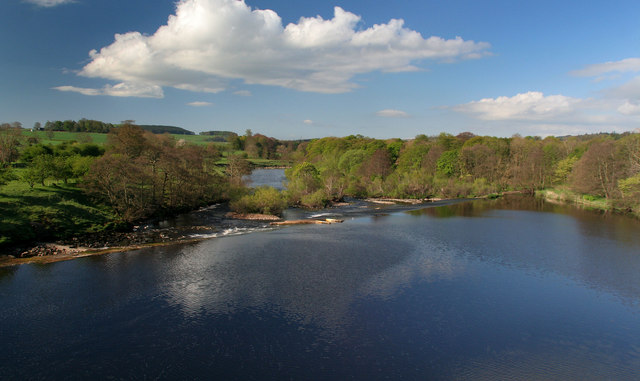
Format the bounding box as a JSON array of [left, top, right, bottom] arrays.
[[230, 186, 287, 216], [44, 119, 114, 133], [0, 166, 17, 187], [284, 131, 640, 214], [226, 154, 252, 186], [83, 124, 226, 222], [570, 140, 625, 199], [300, 189, 330, 209], [0, 123, 23, 166], [285, 162, 322, 205], [436, 150, 461, 177]]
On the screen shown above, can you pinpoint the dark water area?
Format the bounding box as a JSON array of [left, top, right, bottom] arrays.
[[2, 188, 640, 379]]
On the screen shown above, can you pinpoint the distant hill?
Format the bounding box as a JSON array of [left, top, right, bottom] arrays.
[[139, 125, 195, 135], [199, 130, 238, 142]]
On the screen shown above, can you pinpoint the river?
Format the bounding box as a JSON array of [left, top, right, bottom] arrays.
[[1, 170, 640, 379]]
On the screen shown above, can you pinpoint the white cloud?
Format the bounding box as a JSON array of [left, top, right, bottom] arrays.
[[303, 119, 314, 125], [450, 90, 640, 137], [448, 58, 640, 136], [60, 0, 490, 97], [187, 101, 213, 107], [53, 83, 163, 98], [571, 57, 640, 77], [376, 109, 409, 118], [234, 90, 252, 96], [618, 101, 640, 115], [452, 91, 585, 121], [569, 58, 640, 117], [24, 0, 74, 7]]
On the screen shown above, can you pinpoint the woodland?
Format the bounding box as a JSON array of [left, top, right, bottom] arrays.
[[1, 120, 639, 247]]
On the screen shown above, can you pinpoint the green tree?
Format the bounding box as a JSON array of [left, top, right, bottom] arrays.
[[436, 149, 461, 177], [0, 166, 17, 187], [23, 154, 55, 187], [230, 186, 287, 216], [285, 162, 322, 204]]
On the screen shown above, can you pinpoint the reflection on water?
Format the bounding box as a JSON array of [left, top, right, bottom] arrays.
[[2, 195, 640, 379]]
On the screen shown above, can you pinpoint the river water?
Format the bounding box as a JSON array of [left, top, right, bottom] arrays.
[[2, 170, 640, 379]]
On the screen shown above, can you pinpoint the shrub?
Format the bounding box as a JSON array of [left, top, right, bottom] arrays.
[[471, 178, 498, 197], [230, 186, 287, 216], [300, 189, 329, 209]]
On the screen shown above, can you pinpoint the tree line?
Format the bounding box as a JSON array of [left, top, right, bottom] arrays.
[[43, 119, 115, 133], [2, 120, 640, 229], [283, 132, 640, 213]]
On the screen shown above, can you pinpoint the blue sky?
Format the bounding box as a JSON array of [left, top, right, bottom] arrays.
[[1, 0, 639, 139]]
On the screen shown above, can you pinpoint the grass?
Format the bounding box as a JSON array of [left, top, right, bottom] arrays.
[[23, 131, 109, 145], [536, 187, 612, 211], [23, 130, 232, 148], [0, 179, 117, 248]]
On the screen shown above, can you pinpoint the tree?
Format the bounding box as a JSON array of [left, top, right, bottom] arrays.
[[0, 166, 17, 187], [571, 140, 625, 199], [508, 136, 545, 192], [359, 149, 392, 179], [52, 156, 74, 184], [226, 154, 251, 186], [0, 123, 23, 167], [22, 155, 55, 187], [460, 144, 498, 181], [285, 162, 322, 204], [230, 186, 287, 216], [107, 123, 146, 157], [436, 149, 461, 177]]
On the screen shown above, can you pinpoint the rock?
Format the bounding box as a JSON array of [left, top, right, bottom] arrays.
[[271, 219, 344, 226]]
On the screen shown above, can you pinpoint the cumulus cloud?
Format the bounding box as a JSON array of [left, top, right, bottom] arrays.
[[59, 0, 490, 97], [376, 109, 409, 118], [451, 92, 586, 121], [24, 0, 74, 7], [571, 57, 640, 77], [53, 83, 163, 98], [618, 101, 640, 115], [187, 101, 213, 107], [233, 90, 252, 96]]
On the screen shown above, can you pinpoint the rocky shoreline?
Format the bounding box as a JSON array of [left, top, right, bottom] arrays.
[[0, 196, 463, 267]]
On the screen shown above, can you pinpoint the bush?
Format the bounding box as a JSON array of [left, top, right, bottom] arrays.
[[300, 189, 329, 209], [470, 178, 498, 197], [437, 177, 473, 198], [230, 186, 287, 216]]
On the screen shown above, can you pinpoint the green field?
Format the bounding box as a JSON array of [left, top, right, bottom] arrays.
[[0, 177, 117, 247], [23, 131, 109, 145], [22, 130, 231, 147]]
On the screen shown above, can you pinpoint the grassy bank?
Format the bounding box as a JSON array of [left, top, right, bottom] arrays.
[[535, 187, 637, 216], [0, 180, 117, 248]]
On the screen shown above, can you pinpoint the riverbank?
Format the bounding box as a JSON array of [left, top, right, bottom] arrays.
[[0, 237, 215, 268], [0, 195, 501, 268], [536, 188, 640, 219]]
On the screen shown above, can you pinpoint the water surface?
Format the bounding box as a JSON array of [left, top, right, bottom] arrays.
[[2, 196, 640, 379]]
